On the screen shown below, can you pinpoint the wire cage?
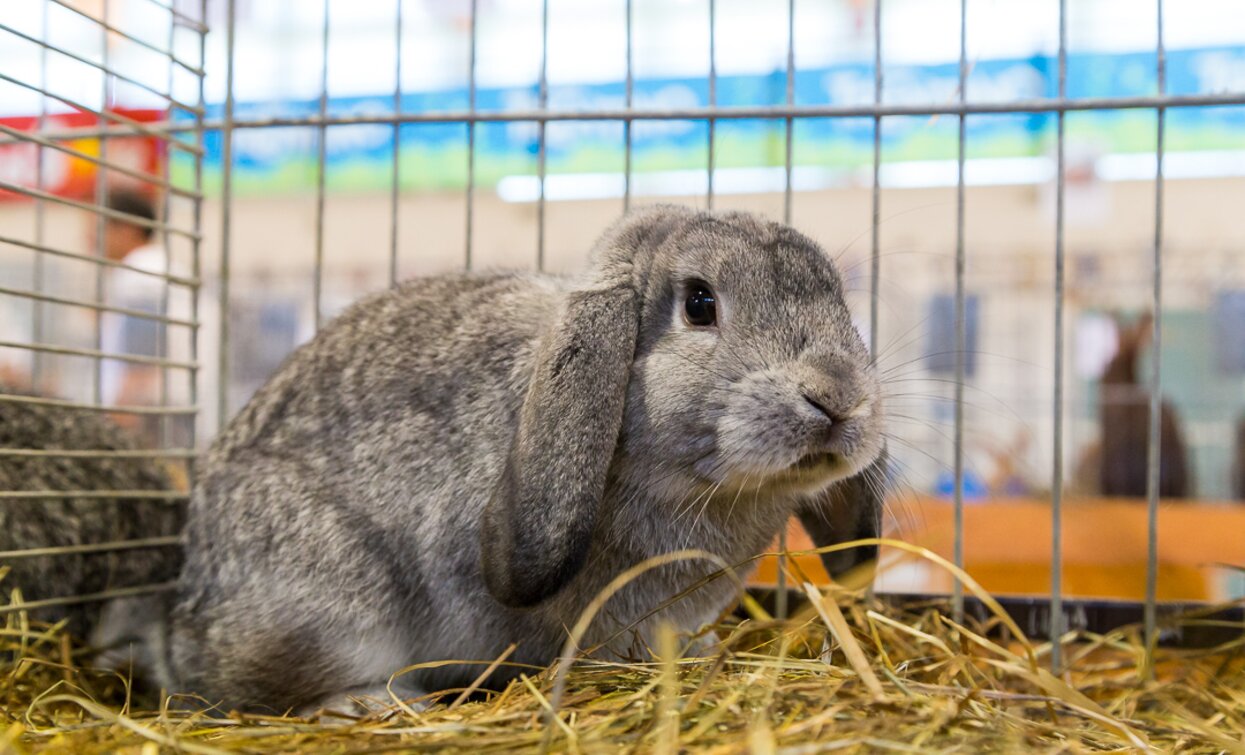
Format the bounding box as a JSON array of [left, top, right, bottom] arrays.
[[0, 0, 207, 637], [2, 0, 1245, 688]]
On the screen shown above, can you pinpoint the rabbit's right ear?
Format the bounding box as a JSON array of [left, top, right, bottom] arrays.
[[480, 207, 691, 608]]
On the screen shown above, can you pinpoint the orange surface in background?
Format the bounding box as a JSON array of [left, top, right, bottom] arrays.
[[752, 497, 1245, 601]]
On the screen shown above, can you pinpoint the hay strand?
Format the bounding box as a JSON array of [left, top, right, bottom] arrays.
[[804, 582, 885, 700]]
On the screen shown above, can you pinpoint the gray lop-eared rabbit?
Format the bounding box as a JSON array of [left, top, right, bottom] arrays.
[[168, 206, 887, 714]]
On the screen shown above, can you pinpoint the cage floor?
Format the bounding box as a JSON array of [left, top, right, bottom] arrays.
[[3, 590, 1242, 753]]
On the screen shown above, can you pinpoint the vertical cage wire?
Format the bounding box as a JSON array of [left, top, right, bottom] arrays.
[[861, 0, 884, 609], [773, 0, 798, 623], [868, 0, 882, 362], [190, 0, 208, 474], [951, 0, 969, 623], [158, 4, 175, 452], [1050, 0, 1069, 674], [218, 0, 237, 433], [93, 0, 110, 407], [389, 0, 403, 289], [313, 0, 331, 331], [623, 0, 634, 212], [706, 0, 716, 210], [1144, 0, 1168, 672], [782, 0, 795, 226], [30, 1, 49, 389], [465, 0, 479, 269], [537, 0, 550, 272]]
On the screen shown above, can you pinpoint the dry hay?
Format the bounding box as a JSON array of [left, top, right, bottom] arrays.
[[2, 547, 1244, 754]]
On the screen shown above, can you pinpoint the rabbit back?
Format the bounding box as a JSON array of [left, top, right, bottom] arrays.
[[170, 273, 571, 709]]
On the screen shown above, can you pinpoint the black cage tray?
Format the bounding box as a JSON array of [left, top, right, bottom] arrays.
[[743, 588, 1245, 649]]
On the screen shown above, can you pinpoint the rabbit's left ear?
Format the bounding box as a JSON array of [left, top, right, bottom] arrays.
[[797, 446, 888, 583], [481, 207, 689, 608]]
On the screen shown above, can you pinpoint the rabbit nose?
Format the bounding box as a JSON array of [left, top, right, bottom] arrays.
[[793, 353, 869, 447], [803, 394, 845, 425], [800, 388, 862, 453]]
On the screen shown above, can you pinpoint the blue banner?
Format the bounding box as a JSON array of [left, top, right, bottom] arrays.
[[183, 45, 1245, 194]]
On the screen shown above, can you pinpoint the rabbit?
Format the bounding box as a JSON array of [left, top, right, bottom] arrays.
[[167, 205, 888, 715], [0, 386, 184, 683], [1099, 311, 1193, 498]]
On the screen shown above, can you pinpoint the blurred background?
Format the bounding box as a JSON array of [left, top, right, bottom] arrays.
[[1, 0, 1244, 599]]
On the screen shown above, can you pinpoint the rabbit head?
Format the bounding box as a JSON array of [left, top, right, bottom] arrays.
[[483, 205, 886, 607], [1103, 310, 1154, 385]]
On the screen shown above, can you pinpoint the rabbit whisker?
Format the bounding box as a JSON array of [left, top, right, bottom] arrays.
[[685, 479, 725, 550], [723, 472, 752, 530]]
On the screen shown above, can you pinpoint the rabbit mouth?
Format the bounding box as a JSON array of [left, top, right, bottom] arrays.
[[690, 449, 854, 489], [793, 451, 845, 472]]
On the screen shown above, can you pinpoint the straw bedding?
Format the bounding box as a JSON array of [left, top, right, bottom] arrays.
[[2, 551, 1243, 754]]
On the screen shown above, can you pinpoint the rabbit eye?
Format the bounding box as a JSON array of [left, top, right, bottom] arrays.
[[683, 282, 717, 327]]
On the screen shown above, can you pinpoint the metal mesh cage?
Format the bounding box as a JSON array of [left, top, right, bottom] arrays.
[[2, 0, 1245, 676]]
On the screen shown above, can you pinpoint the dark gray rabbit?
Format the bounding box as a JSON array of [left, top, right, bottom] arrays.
[[1099, 312, 1193, 498], [168, 206, 888, 714], [0, 389, 184, 679]]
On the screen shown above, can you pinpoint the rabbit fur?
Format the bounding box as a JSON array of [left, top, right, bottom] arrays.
[[167, 206, 888, 713], [0, 390, 183, 682]]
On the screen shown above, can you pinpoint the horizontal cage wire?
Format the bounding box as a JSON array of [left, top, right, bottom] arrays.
[[2, 0, 1245, 693]]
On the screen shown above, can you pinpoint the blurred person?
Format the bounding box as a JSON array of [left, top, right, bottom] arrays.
[[93, 188, 190, 450]]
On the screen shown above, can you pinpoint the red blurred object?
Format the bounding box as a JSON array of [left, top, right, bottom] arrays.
[[0, 108, 164, 202]]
